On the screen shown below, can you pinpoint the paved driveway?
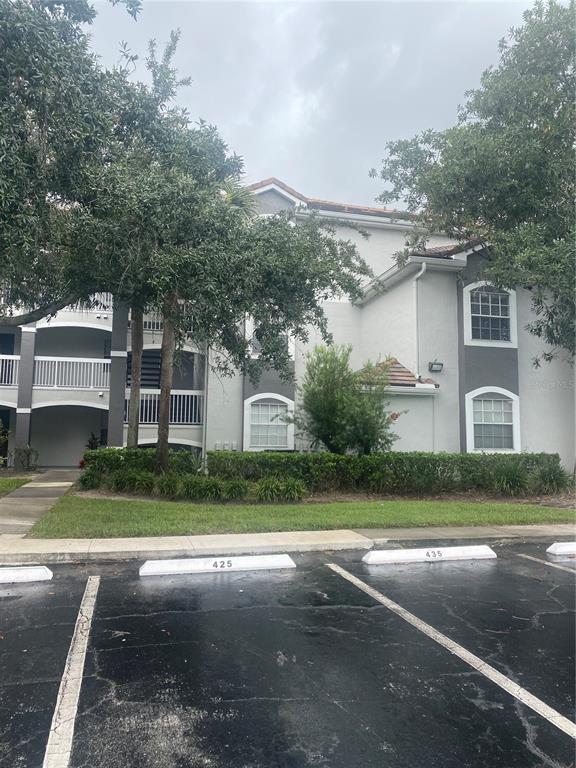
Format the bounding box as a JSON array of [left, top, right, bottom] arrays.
[[0, 540, 574, 767]]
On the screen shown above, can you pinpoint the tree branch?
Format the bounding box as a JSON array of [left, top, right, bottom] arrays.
[[0, 293, 80, 326]]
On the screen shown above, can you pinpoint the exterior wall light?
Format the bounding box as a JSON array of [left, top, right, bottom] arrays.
[[428, 360, 444, 373]]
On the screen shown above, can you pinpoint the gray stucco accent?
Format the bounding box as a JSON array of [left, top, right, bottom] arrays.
[[458, 253, 520, 452], [15, 326, 36, 461], [457, 278, 467, 452], [243, 364, 296, 402], [107, 300, 129, 446], [463, 347, 519, 395]]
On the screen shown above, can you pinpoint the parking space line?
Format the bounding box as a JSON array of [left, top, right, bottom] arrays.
[[43, 576, 100, 768], [516, 553, 576, 574], [327, 563, 576, 740]]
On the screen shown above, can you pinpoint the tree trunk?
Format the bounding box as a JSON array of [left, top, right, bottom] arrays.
[[155, 293, 177, 473], [126, 305, 143, 448]]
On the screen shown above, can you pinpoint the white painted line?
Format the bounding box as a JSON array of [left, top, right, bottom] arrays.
[[140, 553, 297, 577], [516, 553, 576, 575], [0, 566, 53, 584], [328, 563, 576, 740], [362, 545, 496, 565], [546, 542, 576, 557], [25, 482, 74, 488], [43, 576, 100, 768]]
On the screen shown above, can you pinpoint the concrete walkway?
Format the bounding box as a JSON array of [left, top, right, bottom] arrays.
[[0, 469, 79, 535], [0, 522, 573, 564]]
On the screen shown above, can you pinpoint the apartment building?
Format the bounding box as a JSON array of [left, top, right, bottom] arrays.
[[0, 177, 573, 469]]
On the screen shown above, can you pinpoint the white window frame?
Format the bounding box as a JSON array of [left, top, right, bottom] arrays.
[[463, 281, 517, 348], [243, 393, 295, 452], [465, 386, 520, 454]]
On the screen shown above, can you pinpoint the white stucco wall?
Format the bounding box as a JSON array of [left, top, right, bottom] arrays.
[[417, 270, 461, 452], [387, 394, 436, 452], [516, 289, 575, 469], [205, 364, 244, 451], [361, 276, 417, 373], [123, 424, 203, 449]]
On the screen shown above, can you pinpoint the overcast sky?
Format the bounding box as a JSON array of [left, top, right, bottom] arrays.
[[90, 1, 530, 206]]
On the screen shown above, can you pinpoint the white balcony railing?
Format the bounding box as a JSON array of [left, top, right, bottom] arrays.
[[0, 355, 19, 386], [125, 389, 204, 425], [34, 357, 110, 389]]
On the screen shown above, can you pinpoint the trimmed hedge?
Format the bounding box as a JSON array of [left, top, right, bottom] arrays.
[[207, 451, 570, 496], [80, 447, 570, 498]]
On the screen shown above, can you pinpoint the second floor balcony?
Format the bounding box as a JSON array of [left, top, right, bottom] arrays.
[[0, 354, 204, 425]]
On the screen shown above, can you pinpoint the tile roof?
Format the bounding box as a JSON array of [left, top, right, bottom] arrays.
[[410, 239, 484, 259], [362, 358, 439, 388], [247, 177, 405, 219]]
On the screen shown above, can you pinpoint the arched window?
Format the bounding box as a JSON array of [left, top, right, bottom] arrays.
[[243, 393, 295, 451], [463, 282, 517, 347], [465, 387, 520, 453]]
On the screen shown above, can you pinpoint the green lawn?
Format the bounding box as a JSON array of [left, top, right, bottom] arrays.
[[28, 494, 576, 539], [0, 477, 28, 497]]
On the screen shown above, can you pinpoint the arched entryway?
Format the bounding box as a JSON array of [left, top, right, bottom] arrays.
[[30, 404, 108, 467]]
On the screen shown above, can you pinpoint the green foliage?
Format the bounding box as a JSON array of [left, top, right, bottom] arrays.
[[372, 0, 575, 361], [209, 450, 565, 497], [255, 477, 307, 503], [224, 479, 249, 501], [281, 477, 307, 502], [78, 467, 102, 490], [201, 478, 224, 501], [134, 471, 156, 495], [83, 448, 156, 475], [529, 462, 572, 496], [293, 345, 397, 455], [255, 477, 285, 503], [154, 474, 180, 499], [177, 475, 224, 501], [170, 451, 203, 475], [14, 446, 39, 472]]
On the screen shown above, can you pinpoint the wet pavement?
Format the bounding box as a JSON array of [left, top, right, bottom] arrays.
[[0, 540, 574, 767]]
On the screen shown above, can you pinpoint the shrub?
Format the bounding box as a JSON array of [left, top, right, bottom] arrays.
[[78, 467, 102, 490], [82, 447, 201, 479], [255, 476, 284, 503], [201, 478, 223, 501], [134, 471, 155, 495], [170, 451, 203, 475], [179, 474, 204, 500], [224, 479, 249, 501], [178, 475, 224, 501], [529, 461, 571, 495], [490, 460, 529, 496], [209, 450, 565, 497], [155, 474, 180, 499], [281, 477, 307, 502]]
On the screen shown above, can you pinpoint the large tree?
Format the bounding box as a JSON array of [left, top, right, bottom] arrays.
[[0, 0, 143, 323], [0, 1, 372, 472], [372, 0, 575, 362]]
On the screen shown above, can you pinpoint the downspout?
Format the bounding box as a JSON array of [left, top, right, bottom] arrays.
[[201, 343, 209, 474], [412, 262, 427, 379]]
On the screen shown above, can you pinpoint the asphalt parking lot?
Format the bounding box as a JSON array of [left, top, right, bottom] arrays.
[[0, 540, 574, 768]]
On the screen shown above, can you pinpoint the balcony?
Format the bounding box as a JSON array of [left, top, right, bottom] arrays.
[[0, 353, 204, 427], [34, 357, 111, 389], [0, 355, 19, 386], [125, 390, 204, 425]]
